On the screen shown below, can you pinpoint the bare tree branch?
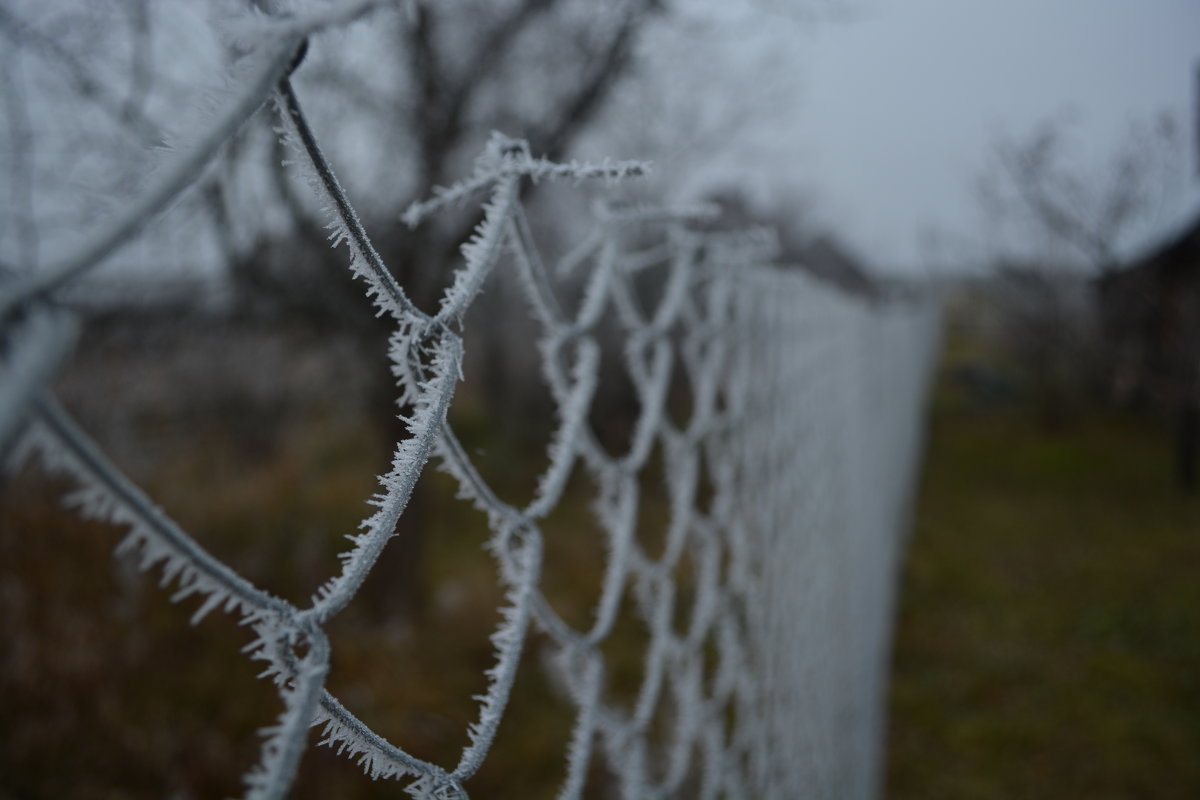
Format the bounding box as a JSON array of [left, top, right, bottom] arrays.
[[984, 113, 1185, 275], [2, 49, 38, 271], [0, 38, 301, 318], [121, 0, 156, 131], [531, 3, 652, 161], [0, 4, 162, 147]]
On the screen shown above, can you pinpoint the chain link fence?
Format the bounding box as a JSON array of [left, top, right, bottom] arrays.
[[1, 6, 940, 799]]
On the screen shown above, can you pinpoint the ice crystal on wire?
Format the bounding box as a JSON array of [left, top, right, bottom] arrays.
[[241, 630, 329, 800], [1, 33, 943, 794], [23, 406, 282, 628], [310, 337, 460, 619], [400, 131, 646, 230], [0, 309, 77, 459], [272, 91, 412, 324], [433, 177, 520, 327], [452, 534, 540, 781], [526, 340, 599, 519]]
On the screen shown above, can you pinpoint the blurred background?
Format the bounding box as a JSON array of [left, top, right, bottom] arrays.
[[1, 0, 1198, 798]]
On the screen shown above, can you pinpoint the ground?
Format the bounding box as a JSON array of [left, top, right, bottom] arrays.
[[886, 379, 1200, 799]]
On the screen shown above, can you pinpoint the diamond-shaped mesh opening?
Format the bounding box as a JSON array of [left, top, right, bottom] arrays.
[[662, 342, 700, 434], [464, 635, 578, 799], [596, 589, 654, 713], [1, 59, 942, 797], [692, 442, 722, 522], [630, 439, 672, 561], [585, 319, 644, 461], [454, 263, 560, 506], [535, 467, 610, 634], [666, 546, 702, 640]]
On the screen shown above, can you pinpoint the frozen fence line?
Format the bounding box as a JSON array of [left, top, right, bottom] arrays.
[[0, 28, 940, 800]]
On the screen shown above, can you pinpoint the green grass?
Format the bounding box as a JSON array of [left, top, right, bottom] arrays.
[[887, 385, 1200, 799]]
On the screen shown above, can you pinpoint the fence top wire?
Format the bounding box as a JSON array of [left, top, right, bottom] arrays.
[[0, 4, 941, 799]]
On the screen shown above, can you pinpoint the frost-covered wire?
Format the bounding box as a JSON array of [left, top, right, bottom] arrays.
[[0, 37, 301, 319], [0, 305, 77, 459], [275, 78, 424, 324], [24, 397, 292, 624], [401, 133, 647, 229], [2, 22, 942, 796]]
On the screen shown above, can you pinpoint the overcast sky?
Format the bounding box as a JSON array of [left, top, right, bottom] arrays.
[[7, 0, 1197, 281], [683, 0, 1200, 271]]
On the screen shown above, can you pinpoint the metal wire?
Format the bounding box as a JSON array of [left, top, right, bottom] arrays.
[[0, 12, 940, 798]]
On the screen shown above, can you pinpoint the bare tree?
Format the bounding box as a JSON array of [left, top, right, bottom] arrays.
[[1, 0, 846, 610], [976, 110, 1199, 481], [978, 110, 1185, 275], [217, 2, 665, 321], [0, 0, 670, 616], [221, 0, 670, 616]]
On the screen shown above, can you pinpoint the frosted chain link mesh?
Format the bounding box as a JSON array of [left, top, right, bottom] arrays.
[[0, 18, 941, 800]]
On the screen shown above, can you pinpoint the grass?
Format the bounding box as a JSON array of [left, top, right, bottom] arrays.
[[9, 321, 1198, 799], [0, 382, 642, 800], [886, 378, 1200, 799]]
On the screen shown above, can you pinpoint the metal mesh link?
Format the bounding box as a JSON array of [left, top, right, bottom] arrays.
[[0, 19, 940, 799]]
